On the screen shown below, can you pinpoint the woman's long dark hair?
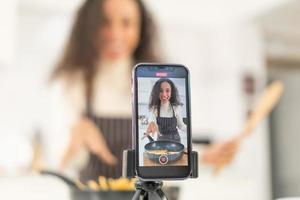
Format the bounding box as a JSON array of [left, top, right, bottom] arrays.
[[148, 78, 182, 110], [51, 0, 158, 107]]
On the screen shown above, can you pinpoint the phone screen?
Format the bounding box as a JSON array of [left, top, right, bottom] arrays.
[[133, 64, 191, 179]]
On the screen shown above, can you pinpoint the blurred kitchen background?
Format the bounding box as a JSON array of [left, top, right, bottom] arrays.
[[0, 0, 300, 199]]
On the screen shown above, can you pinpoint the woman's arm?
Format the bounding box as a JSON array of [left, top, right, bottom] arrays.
[[59, 116, 117, 170], [201, 139, 240, 174], [144, 108, 160, 138], [46, 78, 117, 172], [41, 79, 85, 170], [148, 108, 157, 125], [175, 106, 187, 132]]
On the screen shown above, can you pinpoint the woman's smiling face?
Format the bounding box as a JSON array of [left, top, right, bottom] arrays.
[[98, 0, 141, 61], [159, 81, 172, 104]]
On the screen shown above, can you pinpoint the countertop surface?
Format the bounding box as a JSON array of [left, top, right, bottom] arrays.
[[0, 142, 271, 200], [0, 175, 70, 200], [0, 171, 265, 200]]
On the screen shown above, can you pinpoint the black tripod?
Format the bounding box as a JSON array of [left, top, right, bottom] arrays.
[[122, 149, 198, 200], [132, 180, 167, 200]]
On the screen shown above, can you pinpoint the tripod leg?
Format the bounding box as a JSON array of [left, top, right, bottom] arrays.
[[132, 189, 142, 200], [132, 189, 149, 200], [139, 191, 149, 200], [156, 189, 168, 200], [146, 190, 168, 200]]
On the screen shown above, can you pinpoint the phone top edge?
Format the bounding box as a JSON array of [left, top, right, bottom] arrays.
[[133, 63, 189, 70]]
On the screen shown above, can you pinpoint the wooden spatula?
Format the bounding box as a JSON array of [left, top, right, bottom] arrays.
[[202, 80, 284, 174], [235, 80, 284, 141]]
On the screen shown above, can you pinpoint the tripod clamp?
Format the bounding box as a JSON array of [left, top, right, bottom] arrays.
[[122, 150, 198, 200]]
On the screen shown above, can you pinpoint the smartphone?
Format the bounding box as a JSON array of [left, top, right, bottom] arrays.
[[132, 63, 192, 180]]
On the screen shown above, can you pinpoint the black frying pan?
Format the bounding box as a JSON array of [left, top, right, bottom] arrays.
[[144, 135, 184, 165], [40, 170, 134, 200]]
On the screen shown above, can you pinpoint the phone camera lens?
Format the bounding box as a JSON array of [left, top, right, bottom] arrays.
[[159, 155, 168, 165]]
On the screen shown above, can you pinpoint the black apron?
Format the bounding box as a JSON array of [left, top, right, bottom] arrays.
[[156, 104, 181, 142], [79, 101, 132, 182]]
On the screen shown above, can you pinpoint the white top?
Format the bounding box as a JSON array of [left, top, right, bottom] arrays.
[[42, 58, 132, 174], [148, 101, 187, 132]]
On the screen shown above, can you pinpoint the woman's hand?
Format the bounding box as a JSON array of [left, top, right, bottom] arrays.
[[142, 122, 161, 139], [201, 139, 240, 174], [59, 117, 117, 170]]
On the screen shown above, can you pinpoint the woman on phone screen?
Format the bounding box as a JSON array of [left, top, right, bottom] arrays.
[[145, 78, 186, 143]]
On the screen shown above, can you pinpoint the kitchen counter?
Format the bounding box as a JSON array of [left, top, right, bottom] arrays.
[[0, 139, 270, 200], [170, 172, 258, 200], [0, 175, 70, 200], [0, 170, 266, 200]]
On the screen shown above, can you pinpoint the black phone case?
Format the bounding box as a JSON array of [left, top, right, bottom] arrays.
[[132, 63, 193, 180]]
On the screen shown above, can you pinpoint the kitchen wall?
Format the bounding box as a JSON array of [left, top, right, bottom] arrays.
[[158, 21, 271, 199], [261, 1, 300, 198], [0, 1, 30, 174], [0, 2, 16, 69]]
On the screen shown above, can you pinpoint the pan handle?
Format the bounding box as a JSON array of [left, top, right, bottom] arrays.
[[40, 170, 77, 188], [147, 135, 155, 142]]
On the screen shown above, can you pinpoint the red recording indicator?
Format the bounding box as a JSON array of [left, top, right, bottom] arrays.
[[156, 72, 168, 77]]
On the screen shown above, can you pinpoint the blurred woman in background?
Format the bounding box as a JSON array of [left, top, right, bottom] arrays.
[[51, 0, 157, 181], [49, 0, 239, 182]]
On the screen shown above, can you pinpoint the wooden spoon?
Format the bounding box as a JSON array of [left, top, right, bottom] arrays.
[[204, 80, 284, 174], [235, 80, 284, 141]]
